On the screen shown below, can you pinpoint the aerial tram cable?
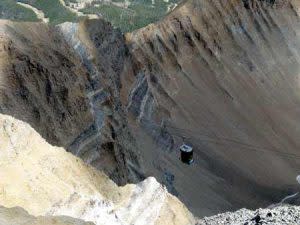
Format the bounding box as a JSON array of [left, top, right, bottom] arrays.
[[159, 121, 300, 161]]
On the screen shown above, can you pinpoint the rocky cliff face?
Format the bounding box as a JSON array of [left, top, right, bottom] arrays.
[[124, 0, 300, 216], [57, 19, 144, 184], [0, 20, 142, 185], [0, 113, 195, 225], [0, 21, 91, 149]]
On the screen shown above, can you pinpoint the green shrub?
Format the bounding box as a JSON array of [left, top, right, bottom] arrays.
[[0, 0, 38, 21], [19, 0, 78, 24]]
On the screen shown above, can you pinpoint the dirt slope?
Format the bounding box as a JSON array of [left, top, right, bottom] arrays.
[[123, 0, 300, 216]]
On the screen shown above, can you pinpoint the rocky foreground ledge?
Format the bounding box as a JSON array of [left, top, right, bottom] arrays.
[[0, 113, 195, 225], [198, 205, 300, 225]]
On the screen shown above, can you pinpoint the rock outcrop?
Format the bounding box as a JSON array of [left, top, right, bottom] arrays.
[[0, 20, 142, 185], [0, 113, 195, 225], [0, 206, 93, 225], [57, 19, 144, 184], [197, 204, 300, 225]]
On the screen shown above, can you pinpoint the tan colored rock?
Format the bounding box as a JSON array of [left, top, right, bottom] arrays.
[[0, 206, 93, 225], [0, 113, 195, 225]]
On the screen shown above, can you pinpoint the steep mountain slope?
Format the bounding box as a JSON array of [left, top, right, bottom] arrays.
[[0, 113, 195, 225], [0, 20, 142, 185], [124, 0, 300, 216]]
